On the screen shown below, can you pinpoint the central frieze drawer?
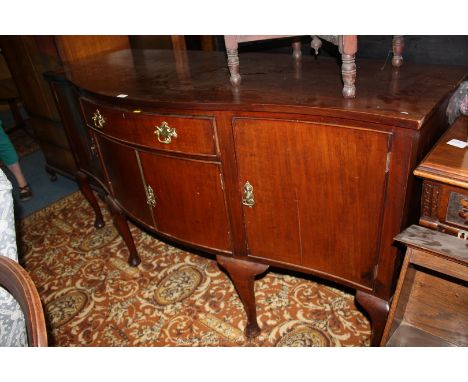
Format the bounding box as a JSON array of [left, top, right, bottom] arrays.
[[80, 98, 217, 156]]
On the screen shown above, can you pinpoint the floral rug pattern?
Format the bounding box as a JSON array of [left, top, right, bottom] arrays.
[[17, 191, 371, 346]]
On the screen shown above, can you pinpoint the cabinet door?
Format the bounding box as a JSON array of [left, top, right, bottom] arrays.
[[96, 135, 154, 227], [138, 152, 231, 252], [233, 118, 392, 288]]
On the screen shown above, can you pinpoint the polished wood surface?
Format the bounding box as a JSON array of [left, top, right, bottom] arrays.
[[50, 49, 468, 344], [382, 225, 468, 346], [233, 118, 390, 288], [139, 152, 232, 252], [0, 256, 48, 347], [55, 35, 129, 63], [96, 135, 154, 228], [62, 49, 467, 129], [81, 98, 218, 157], [414, 116, 468, 189]]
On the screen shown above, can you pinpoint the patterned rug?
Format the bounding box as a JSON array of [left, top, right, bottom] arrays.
[[17, 191, 371, 346]]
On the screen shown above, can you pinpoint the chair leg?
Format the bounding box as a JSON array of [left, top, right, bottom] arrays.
[[292, 39, 302, 60], [224, 36, 241, 86], [392, 35, 404, 67], [311, 35, 322, 55], [341, 53, 356, 98]]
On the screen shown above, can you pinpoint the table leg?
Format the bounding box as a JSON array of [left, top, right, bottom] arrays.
[[106, 195, 141, 267], [76, 170, 104, 228], [216, 255, 269, 338]]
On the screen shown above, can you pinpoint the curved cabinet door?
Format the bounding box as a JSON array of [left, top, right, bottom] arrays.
[[138, 152, 232, 253], [95, 135, 154, 228], [233, 118, 392, 289]]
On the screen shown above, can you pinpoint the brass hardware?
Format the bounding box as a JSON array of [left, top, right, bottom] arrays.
[[92, 109, 106, 129], [242, 181, 255, 208], [154, 121, 178, 144], [89, 134, 98, 157], [146, 185, 156, 207]]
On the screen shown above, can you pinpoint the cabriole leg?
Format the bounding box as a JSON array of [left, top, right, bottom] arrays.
[[76, 170, 104, 228], [106, 195, 141, 267], [216, 255, 269, 338], [355, 290, 390, 346]]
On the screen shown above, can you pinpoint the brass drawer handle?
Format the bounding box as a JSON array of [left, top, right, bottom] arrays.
[[92, 109, 106, 129], [146, 185, 156, 207], [154, 121, 177, 144], [242, 181, 255, 208]]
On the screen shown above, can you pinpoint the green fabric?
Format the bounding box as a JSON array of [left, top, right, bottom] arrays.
[[0, 120, 19, 166]]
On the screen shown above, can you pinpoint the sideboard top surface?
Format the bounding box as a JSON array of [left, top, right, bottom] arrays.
[[414, 115, 468, 188], [61, 49, 468, 129]]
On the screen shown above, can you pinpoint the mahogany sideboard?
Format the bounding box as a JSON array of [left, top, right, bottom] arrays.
[[45, 49, 468, 346]]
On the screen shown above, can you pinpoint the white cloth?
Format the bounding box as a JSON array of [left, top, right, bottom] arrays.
[[0, 168, 27, 346]]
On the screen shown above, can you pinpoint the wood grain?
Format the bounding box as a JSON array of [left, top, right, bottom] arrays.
[[0, 256, 47, 346], [414, 116, 468, 189]]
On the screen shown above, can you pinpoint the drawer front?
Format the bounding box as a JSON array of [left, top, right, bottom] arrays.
[[80, 99, 217, 156]]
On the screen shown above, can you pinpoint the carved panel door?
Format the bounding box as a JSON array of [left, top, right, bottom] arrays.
[[233, 118, 392, 288], [138, 152, 232, 252]]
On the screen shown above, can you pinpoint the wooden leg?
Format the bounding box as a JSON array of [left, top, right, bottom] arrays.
[[392, 35, 404, 68], [292, 40, 302, 60], [341, 53, 356, 98], [76, 170, 104, 229], [45, 165, 58, 182], [106, 195, 141, 267], [311, 35, 322, 55], [355, 290, 389, 347], [226, 47, 241, 86], [216, 255, 269, 338]]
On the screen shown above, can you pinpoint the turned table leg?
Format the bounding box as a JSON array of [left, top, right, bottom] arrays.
[[224, 36, 241, 86], [341, 54, 356, 98], [392, 35, 404, 68], [216, 255, 269, 338], [340, 35, 358, 98], [76, 170, 104, 228], [355, 290, 389, 347], [292, 39, 302, 60], [106, 195, 141, 267]]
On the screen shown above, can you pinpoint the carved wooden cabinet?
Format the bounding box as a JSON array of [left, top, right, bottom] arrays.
[[414, 115, 468, 238], [45, 49, 468, 346]]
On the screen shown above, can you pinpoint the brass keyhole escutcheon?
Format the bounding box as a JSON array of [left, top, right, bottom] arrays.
[[155, 121, 178, 144], [242, 181, 255, 207], [92, 109, 106, 129]]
